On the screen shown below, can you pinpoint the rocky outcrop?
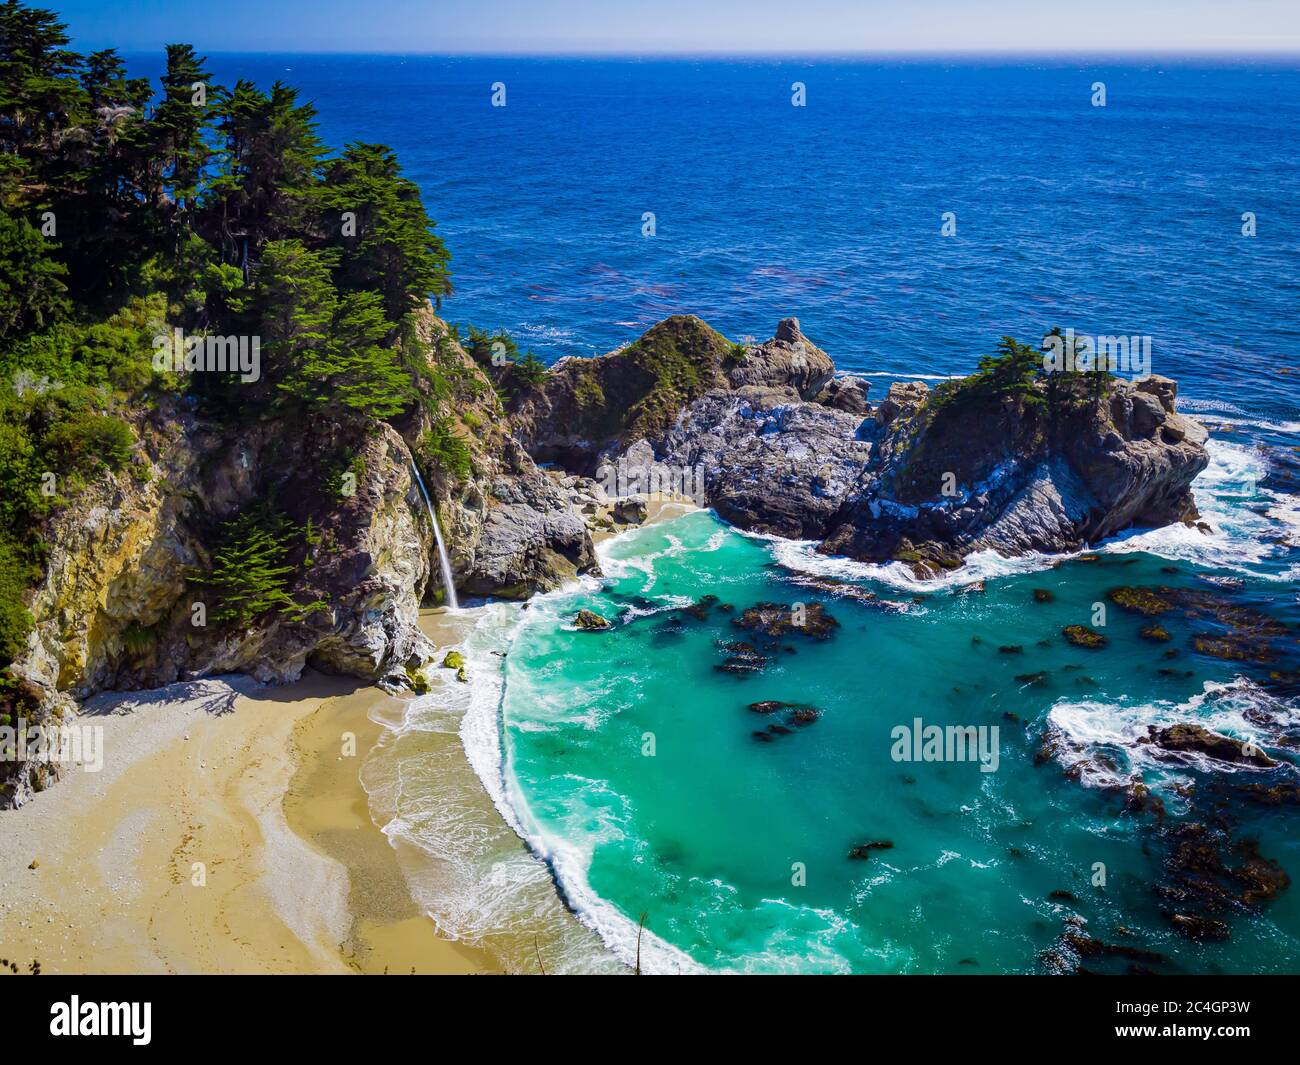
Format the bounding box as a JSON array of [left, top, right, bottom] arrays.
[[14, 413, 440, 701], [399, 309, 598, 599], [520, 315, 1210, 576], [723, 318, 835, 398], [511, 314, 733, 470]]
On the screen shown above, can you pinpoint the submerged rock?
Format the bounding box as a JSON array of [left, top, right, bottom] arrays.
[[847, 840, 894, 860], [1151, 724, 1278, 767], [715, 641, 768, 675], [733, 601, 840, 640], [1062, 624, 1108, 649]]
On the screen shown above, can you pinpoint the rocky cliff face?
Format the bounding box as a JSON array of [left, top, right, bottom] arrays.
[[398, 308, 598, 599], [4, 308, 1210, 809], [2, 305, 597, 808], [517, 315, 1210, 578]]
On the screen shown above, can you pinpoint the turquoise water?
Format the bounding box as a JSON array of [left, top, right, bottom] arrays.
[[497, 445, 1300, 973]]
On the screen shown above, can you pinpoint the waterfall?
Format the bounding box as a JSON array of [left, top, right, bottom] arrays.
[[411, 461, 460, 611]]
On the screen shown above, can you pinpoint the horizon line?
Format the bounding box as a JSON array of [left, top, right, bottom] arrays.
[[104, 47, 1300, 60]]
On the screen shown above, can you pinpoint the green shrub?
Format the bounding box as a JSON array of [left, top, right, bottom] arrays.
[[420, 418, 472, 482], [190, 503, 326, 628], [0, 543, 35, 664], [43, 411, 134, 474]]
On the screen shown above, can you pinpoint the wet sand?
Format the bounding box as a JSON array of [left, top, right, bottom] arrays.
[[0, 503, 689, 975], [0, 670, 491, 974]]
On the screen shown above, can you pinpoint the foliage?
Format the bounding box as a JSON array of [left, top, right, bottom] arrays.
[[931, 336, 1047, 413], [254, 239, 413, 419], [189, 503, 325, 628], [419, 418, 472, 483], [0, 2, 460, 669]]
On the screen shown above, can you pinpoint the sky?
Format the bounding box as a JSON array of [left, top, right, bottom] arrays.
[[58, 0, 1300, 54]]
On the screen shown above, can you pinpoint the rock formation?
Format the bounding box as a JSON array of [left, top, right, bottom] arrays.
[[515, 315, 1210, 577]]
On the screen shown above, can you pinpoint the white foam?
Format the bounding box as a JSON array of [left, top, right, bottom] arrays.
[[767, 534, 1058, 593], [1044, 677, 1299, 790], [1100, 439, 1295, 578]]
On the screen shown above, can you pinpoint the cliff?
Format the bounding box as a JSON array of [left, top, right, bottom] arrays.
[[1, 306, 596, 808]]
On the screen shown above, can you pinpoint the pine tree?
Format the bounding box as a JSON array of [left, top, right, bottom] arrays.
[[315, 143, 452, 321]]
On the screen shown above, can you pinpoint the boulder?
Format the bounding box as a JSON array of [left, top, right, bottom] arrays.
[[573, 609, 611, 631]]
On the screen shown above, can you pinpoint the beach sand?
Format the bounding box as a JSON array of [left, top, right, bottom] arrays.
[[0, 669, 492, 974]]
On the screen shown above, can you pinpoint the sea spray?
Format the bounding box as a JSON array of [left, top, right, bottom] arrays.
[[411, 461, 459, 611]]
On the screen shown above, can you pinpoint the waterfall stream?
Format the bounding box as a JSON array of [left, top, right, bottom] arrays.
[[411, 461, 459, 611]]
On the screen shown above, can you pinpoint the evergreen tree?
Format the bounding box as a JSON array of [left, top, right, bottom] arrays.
[[191, 503, 323, 627], [206, 80, 326, 269], [254, 239, 411, 419], [0, 212, 67, 338], [316, 143, 451, 321]]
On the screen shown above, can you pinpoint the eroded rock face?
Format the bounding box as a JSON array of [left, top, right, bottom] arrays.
[[399, 310, 598, 599], [522, 316, 1210, 577], [4, 308, 599, 807], [724, 318, 835, 398], [14, 416, 438, 702], [656, 386, 871, 538]]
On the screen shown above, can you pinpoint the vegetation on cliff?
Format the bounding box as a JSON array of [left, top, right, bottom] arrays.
[[0, 0, 460, 667]]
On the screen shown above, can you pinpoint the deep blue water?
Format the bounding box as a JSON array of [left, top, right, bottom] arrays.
[[126, 54, 1300, 429]]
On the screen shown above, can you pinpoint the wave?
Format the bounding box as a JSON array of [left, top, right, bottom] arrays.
[[1207, 415, 1300, 436], [767, 439, 1298, 590], [360, 603, 627, 973], [1100, 439, 1298, 578], [431, 533, 715, 973], [1043, 677, 1300, 791]]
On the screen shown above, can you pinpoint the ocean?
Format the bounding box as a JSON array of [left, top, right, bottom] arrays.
[[125, 53, 1300, 973]]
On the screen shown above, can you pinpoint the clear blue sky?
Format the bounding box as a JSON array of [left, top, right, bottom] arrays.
[[58, 0, 1300, 54]]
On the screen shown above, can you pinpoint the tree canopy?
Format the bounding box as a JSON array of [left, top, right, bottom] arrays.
[[0, 0, 457, 663]]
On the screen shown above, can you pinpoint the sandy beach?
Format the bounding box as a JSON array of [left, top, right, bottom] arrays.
[[0, 668, 492, 974]]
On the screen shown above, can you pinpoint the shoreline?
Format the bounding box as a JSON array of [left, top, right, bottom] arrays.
[[0, 670, 494, 974], [282, 681, 493, 974]]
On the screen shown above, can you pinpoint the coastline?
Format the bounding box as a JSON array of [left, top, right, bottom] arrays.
[[282, 681, 493, 974], [0, 670, 492, 974], [0, 501, 700, 976]]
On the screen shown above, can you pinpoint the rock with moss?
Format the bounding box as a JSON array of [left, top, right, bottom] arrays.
[[573, 609, 611, 631], [405, 665, 431, 694], [522, 316, 1209, 575], [1062, 624, 1108, 649], [733, 602, 839, 641], [441, 650, 466, 669], [1107, 586, 1175, 616]]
